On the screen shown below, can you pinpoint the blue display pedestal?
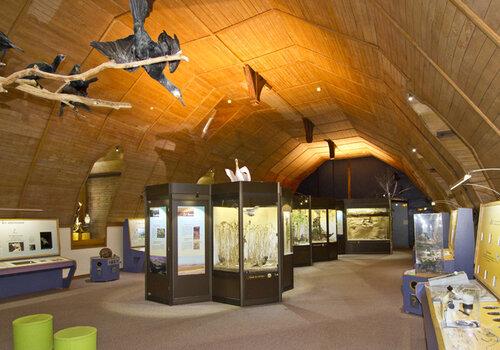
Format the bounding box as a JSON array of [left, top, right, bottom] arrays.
[[123, 219, 145, 273], [90, 257, 120, 282], [401, 269, 435, 315], [0, 258, 76, 299]]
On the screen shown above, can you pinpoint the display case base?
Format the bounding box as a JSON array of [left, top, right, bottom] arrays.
[[123, 248, 145, 273], [345, 240, 391, 254], [312, 242, 338, 262], [243, 271, 279, 306], [282, 254, 294, 291], [213, 270, 240, 305], [401, 269, 435, 315], [293, 245, 312, 267]]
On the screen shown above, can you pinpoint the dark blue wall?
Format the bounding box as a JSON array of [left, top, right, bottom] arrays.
[[296, 157, 431, 210]]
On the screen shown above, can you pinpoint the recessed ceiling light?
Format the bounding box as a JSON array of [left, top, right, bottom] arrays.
[[412, 148, 417, 153], [150, 107, 154, 110], [431, 201, 436, 206], [316, 86, 322, 92], [227, 99, 232, 104], [407, 95, 414, 102]]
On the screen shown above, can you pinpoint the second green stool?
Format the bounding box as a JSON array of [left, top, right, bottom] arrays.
[[54, 326, 97, 350]]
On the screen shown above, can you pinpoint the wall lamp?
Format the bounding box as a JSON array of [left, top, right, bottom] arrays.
[[450, 168, 500, 192]]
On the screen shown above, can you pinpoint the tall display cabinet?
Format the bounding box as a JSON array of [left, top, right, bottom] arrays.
[[281, 188, 294, 291], [310, 198, 338, 262], [212, 182, 283, 306], [292, 195, 312, 267], [144, 183, 211, 305]]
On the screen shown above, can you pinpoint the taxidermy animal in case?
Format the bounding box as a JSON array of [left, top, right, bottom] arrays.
[[90, 0, 185, 105], [225, 159, 251, 182], [197, 168, 215, 185]]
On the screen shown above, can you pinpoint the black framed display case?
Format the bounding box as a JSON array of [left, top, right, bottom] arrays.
[[281, 188, 294, 292], [335, 201, 346, 254], [344, 199, 392, 254], [212, 182, 282, 306], [311, 198, 338, 262], [292, 194, 312, 267], [144, 183, 211, 305]]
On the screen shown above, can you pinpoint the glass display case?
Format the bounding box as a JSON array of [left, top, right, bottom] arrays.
[[344, 199, 391, 254], [414, 213, 445, 274], [281, 188, 294, 291], [311, 209, 327, 243], [292, 195, 312, 267], [144, 183, 211, 305], [346, 208, 390, 240], [310, 197, 338, 262], [123, 218, 146, 272], [328, 209, 337, 243], [212, 182, 282, 306]]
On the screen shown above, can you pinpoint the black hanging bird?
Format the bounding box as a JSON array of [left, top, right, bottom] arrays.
[[25, 54, 66, 85], [0, 31, 23, 58], [90, 0, 184, 105], [303, 117, 315, 143], [324, 139, 336, 159], [59, 64, 98, 116]]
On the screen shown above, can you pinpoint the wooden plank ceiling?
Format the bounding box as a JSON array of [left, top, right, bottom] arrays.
[[0, 0, 498, 225]]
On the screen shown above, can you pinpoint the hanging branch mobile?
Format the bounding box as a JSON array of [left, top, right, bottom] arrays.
[[0, 0, 188, 115]]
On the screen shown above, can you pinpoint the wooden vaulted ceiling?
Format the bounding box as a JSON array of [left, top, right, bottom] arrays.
[[0, 0, 498, 225]]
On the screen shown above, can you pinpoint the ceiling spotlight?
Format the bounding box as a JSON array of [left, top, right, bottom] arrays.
[[150, 106, 154, 110], [407, 94, 414, 102], [431, 201, 436, 206], [316, 86, 322, 92], [227, 99, 232, 104], [412, 148, 417, 153], [115, 146, 120, 152]]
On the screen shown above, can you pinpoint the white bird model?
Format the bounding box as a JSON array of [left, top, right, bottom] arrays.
[[225, 158, 251, 182]]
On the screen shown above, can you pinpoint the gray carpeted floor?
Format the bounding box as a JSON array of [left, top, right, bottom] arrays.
[[0, 251, 426, 349]]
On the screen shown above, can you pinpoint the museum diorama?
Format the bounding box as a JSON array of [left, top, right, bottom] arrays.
[[0, 219, 76, 299], [212, 182, 282, 306], [123, 219, 146, 273], [144, 184, 211, 306], [416, 201, 500, 349], [291, 195, 312, 267], [310, 198, 338, 262], [344, 199, 392, 254]]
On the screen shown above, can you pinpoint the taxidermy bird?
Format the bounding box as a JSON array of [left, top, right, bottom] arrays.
[[25, 54, 66, 85], [90, 0, 184, 105], [59, 64, 98, 116], [225, 159, 251, 182], [196, 168, 215, 185], [0, 31, 23, 60]]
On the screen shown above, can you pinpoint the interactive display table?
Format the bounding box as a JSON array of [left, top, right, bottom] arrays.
[[0, 219, 75, 299]]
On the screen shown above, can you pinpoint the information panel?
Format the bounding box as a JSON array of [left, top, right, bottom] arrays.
[[149, 206, 167, 275], [129, 218, 145, 248], [0, 219, 59, 261], [177, 206, 206, 276], [474, 201, 500, 299]]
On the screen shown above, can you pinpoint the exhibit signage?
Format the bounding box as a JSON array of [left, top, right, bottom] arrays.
[[129, 218, 145, 248], [149, 207, 167, 257], [0, 219, 59, 261], [177, 206, 206, 275]]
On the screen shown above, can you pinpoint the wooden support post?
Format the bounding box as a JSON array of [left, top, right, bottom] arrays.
[[244, 64, 269, 106]]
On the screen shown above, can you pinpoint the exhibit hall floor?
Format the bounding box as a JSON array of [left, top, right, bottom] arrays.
[[0, 251, 425, 349]]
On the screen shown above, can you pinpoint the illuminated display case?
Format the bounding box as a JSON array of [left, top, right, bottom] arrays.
[[414, 213, 445, 274], [0, 219, 76, 299], [212, 182, 282, 306], [292, 195, 312, 267], [281, 188, 294, 291], [344, 199, 392, 254], [443, 208, 474, 278], [144, 183, 211, 306], [311, 197, 338, 262]]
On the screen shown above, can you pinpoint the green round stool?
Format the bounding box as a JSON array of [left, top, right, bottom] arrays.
[[54, 326, 97, 350], [12, 313, 53, 350]]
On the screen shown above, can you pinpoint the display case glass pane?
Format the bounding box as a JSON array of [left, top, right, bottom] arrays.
[[213, 206, 239, 271], [448, 210, 458, 253], [414, 213, 444, 274], [243, 206, 278, 272], [282, 204, 292, 255], [346, 208, 389, 241], [148, 206, 167, 275], [129, 219, 145, 248], [177, 206, 205, 276], [311, 209, 327, 243], [292, 209, 309, 246], [336, 210, 344, 236], [328, 209, 337, 242]]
